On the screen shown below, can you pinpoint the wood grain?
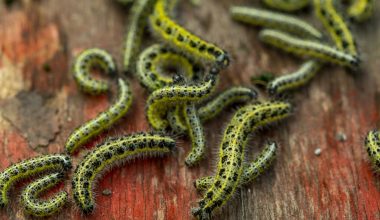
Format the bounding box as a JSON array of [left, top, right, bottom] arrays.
[[0, 0, 379, 219]]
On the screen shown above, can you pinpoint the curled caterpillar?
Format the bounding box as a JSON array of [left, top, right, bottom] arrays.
[[267, 60, 322, 95], [72, 132, 176, 214], [230, 6, 323, 39], [123, 0, 157, 73], [149, 0, 229, 69], [198, 86, 258, 122], [194, 141, 277, 192], [262, 0, 310, 12], [72, 48, 117, 95], [313, 0, 358, 56], [136, 44, 202, 91], [0, 154, 72, 207], [192, 101, 292, 219], [167, 105, 188, 134], [259, 29, 360, 68], [364, 129, 380, 172], [21, 172, 68, 217], [347, 0, 374, 22], [146, 74, 218, 131], [183, 104, 206, 167], [65, 78, 133, 154]]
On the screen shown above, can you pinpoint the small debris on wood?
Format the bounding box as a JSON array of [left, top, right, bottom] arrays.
[[314, 148, 321, 156], [335, 132, 347, 142], [102, 189, 112, 196]]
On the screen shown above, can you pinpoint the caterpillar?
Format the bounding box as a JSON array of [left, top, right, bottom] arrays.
[[122, 0, 157, 73], [198, 86, 258, 122], [347, 0, 374, 22], [230, 6, 323, 39], [167, 105, 188, 134], [194, 141, 277, 192], [21, 172, 68, 217], [136, 44, 202, 91], [313, 0, 358, 56], [267, 60, 322, 95], [65, 78, 133, 154], [72, 132, 176, 214], [364, 130, 380, 172], [259, 29, 360, 68], [146, 73, 218, 131], [262, 0, 310, 12], [148, 0, 229, 69], [0, 154, 72, 207], [183, 104, 206, 167], [72, 48, 117, 95], [192, 101, 292, 219]]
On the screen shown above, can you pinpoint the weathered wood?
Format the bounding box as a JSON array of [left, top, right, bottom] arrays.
[[0, 0, 379, 219]]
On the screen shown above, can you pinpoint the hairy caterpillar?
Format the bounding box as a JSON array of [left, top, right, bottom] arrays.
[[259, 29, 360, 68], [194, 141, 277, 192], [21, 172, 68, 217], [136, 44, 201, 91], [72, 48, 117, 95], [148, 0, 229, 69], [65, 78, 133, 154], [262, 0, 310, 12], [230, 6, 323, 39], [183, 104, 206, 167], [347, 0, 374, 22], [313, 0, 358, 56], [198, 86, 258, 122], [364, 130, 380, 172], [192, 101, 292, 219], [0, 154, 72, 207], [72, 132, 176, 214], [122, 0, 157, 73], [267, 60, 322, 95], [146, 73, 218, 131]]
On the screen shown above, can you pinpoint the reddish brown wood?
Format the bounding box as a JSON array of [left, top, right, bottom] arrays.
[[0, 0, 380, 219]]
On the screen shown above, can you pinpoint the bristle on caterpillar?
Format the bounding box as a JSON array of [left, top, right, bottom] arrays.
[[72, 132, 176, 214], [194, 141, 278, 192], [65, 78, 133, 154]]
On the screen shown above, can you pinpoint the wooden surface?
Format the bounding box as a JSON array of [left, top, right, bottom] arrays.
[[0, 0, 380, 219]]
